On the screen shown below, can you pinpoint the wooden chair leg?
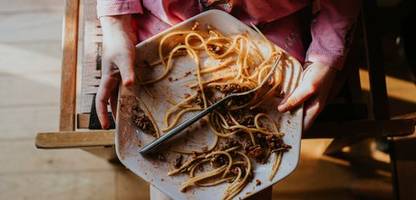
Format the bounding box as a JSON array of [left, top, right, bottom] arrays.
[[391, 125, 416, 200], [60, 0, 80, 131]]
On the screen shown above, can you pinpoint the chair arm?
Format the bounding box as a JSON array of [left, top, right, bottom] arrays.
[[35, 130, 114, 149]]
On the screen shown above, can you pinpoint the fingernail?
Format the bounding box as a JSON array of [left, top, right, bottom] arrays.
[[123, 78, 134, 87], [102, 123, 109, 129], [278, 104, 286, 112]]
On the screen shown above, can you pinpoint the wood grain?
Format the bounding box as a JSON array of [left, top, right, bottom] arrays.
[[77, 113, 90, 129], [59, 0, 80, 131], [391, 112, 416, 200], [36, 130, 115, 149]]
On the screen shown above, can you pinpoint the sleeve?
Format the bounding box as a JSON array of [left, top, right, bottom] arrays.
[[305, 0, 361, 70], [97, 0, 143, 18]]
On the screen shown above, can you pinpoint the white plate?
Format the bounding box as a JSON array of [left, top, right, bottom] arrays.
[[116, 10, 303, 200]]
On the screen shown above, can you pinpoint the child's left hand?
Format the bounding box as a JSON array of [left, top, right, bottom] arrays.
[[277, 62, 337, 130]]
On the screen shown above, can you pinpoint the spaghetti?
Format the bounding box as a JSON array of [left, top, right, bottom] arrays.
[[138, 23, 293, 200]]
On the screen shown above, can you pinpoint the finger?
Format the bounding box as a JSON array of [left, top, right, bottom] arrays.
[[96, 88, 110, 129], [117, 51, 136, 87], [303, 97, 321, 131], [110, 86, 119, 121], [277, 83, 315, 113], [96, 73, 120, 129]]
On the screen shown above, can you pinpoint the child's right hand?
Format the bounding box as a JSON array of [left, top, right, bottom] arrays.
[[96, 15, 137, 129]]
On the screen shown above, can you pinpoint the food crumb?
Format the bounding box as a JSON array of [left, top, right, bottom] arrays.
[[131, 104, 157, 137], [157, 154, 166, 161], [191, 22, 199, 30], [256, 179, 261, 186], [184, 71, 192, 77], [174, 154, 183, 168]]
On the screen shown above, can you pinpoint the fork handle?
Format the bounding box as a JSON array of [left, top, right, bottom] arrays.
[[139, 97, 227, 155]]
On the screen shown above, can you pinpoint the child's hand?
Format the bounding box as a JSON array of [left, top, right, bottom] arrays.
[[277, 62, 337, 130], [96, 15, 137, 129]]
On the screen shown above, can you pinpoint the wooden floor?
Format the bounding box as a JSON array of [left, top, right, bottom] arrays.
[[0, 1, 415, 199]]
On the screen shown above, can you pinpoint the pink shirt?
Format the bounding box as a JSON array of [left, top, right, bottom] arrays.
[[97, 0, 361, 70]]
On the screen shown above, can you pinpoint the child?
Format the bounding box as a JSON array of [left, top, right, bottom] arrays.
[[96, 0, 360, 125], [95, 1, 361, 198], [96, 0, 360, 132]]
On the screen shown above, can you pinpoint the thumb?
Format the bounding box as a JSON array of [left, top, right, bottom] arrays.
[[277, 82, 316, 113]]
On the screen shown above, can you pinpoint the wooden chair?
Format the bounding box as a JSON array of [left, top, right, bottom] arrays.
[[35, 0, 415, 199]]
